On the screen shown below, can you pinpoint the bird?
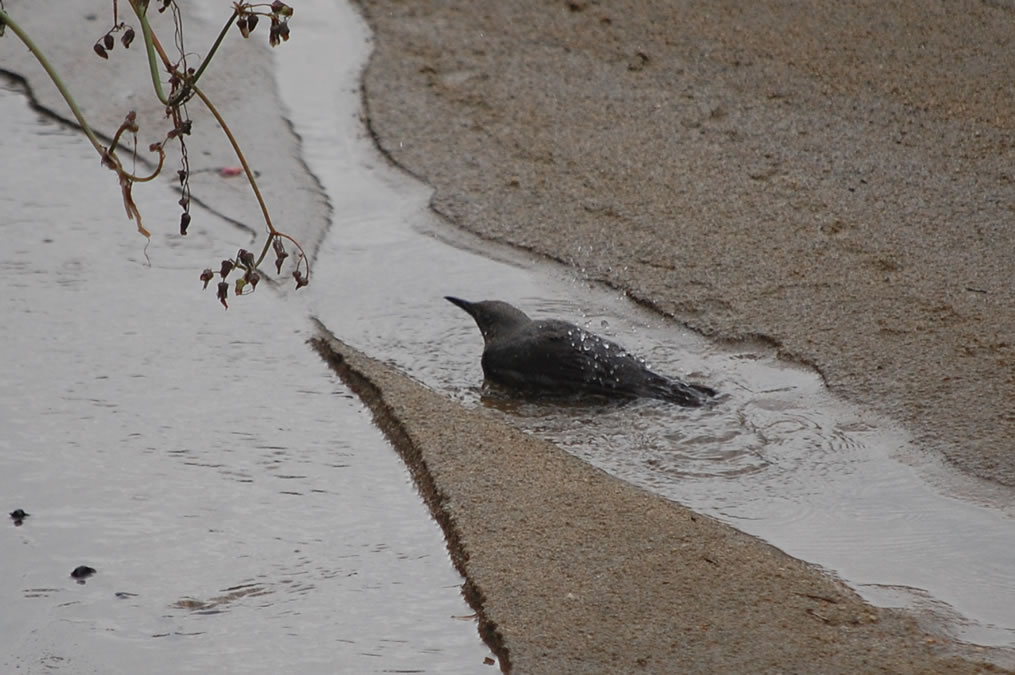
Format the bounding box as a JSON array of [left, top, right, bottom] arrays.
[[445, 297, 716, 406]]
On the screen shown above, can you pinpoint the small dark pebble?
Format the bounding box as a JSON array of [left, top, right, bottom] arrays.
[[10, 509, 28, 526], [71, 565, 97, 582]]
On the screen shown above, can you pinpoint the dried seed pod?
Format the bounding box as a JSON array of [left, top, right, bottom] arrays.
[[180, 212, 191, 235], [247, 270, 261, 289], [235, 278, 247, 295], [238, 249, 255, 268], [123, 111, 138, 133], [236, 15, 250, 38], [122, 27, 135, 48], [247, 13, 259, 32], [220, 259, 234, 278], [278, 21, 290, 42], [94, 42, 109, 59], [217, 281, 230, 308], [293, 269, 308, 289], [103, 33, 115, 51], [271, 1, 294, 18], [200, 268, 214, 289], [273, 239, 289, 273]]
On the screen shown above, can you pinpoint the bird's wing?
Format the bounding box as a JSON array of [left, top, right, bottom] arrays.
[[483, 320, 650, 395], [483, 320, 714, 406]]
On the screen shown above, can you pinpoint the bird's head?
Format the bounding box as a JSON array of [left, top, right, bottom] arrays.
[[445, 296, 532, 344]]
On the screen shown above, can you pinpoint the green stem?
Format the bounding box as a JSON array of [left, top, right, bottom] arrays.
[[127, 0, 170, 104], [128, 1, 240, 107], [188, 82, 275, 237], [0, 10, 107, 156], [186, 10, 239, 95]]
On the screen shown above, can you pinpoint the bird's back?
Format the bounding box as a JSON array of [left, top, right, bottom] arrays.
[[482, 319, 712, 405]]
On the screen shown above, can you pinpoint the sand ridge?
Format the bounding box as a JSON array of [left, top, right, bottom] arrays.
[[313, 328, 996, 673]]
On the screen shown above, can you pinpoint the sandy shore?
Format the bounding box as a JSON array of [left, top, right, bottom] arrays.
[[356, 0, 1015, 489], [313, 329, 996, 673], [352, 0, 1015, 670]]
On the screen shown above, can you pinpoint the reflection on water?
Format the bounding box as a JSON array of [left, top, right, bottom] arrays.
[[283, 0, 1015, 657], [0, 85, 492, 673]]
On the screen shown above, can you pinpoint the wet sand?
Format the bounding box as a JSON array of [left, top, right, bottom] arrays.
[[352, 0, 1015, 670], [314, 330, 995, 672], [356, 0, 1015, 490]]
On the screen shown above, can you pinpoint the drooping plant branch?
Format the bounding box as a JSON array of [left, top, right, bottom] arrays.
[[0, 0, 306, 308]]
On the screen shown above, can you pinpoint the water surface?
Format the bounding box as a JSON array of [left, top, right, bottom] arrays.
[[0, 82, 493, 674]]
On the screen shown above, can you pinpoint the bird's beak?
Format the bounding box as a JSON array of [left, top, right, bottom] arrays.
[[445, 296, 476, 317]]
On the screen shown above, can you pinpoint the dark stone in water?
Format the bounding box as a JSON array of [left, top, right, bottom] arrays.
[[71, 565, 97, 582], [10, 508, 28, 526]]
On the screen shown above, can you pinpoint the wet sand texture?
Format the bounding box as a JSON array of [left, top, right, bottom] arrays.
[[355, 0, 1015, 488], [313, 329, 991, 673]]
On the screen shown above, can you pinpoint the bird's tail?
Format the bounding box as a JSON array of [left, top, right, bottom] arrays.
[[653, 378, 716, 407]]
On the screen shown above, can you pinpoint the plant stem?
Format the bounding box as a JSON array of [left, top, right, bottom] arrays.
[[185, 10, 240, 98], [125, 1, 305, 274], [127, 0, 171, 105], [187, 82, 275, 237]]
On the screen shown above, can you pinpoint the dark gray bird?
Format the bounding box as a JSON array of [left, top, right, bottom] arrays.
[[445, 297, 716, 406]]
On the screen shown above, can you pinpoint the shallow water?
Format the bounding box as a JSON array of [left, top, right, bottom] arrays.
[[0, 84, 493, 673], [287, 0, 1015, 655]]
